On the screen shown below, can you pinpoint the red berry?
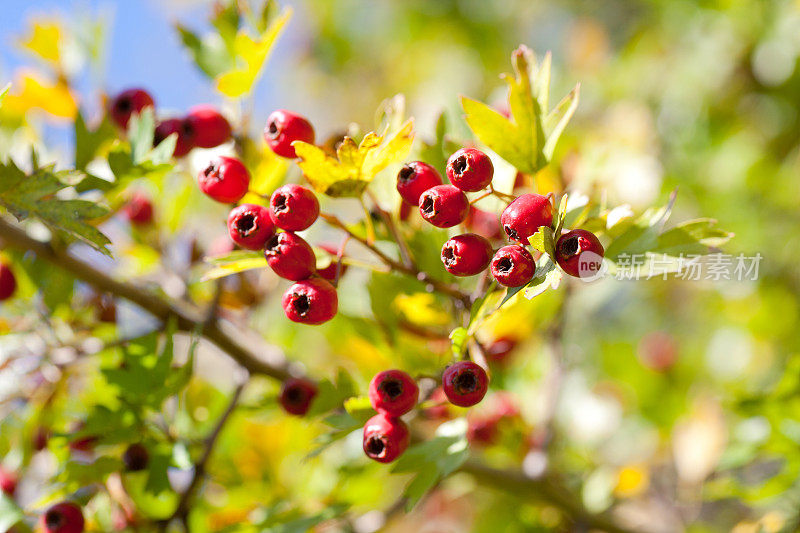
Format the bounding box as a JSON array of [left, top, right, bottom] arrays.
[[500, 194, 554, 244], [282, 278, 338, 325], [109, 88, 154, 130], [0, 262, 17, 301], [0, 467, 17, 497], [154, 118, 194, 157], [362, 414, 409, 463], [269, 184, 320, 231], [486, 337, 517, 364], [464, 206, 503, 240], [316, 244, 347, 282], [279, 378, 317, 415], [123, 443, 149, 472], [264, 110, 315, 158], [467, 415, 500, 445], [123, 193, 153, 226], [185, 105, 231, 148], [33, 427, 50, 451], [227, 204, 274, 250], [555, 229, 605, 278], [446, 148, 494, 192], [419, 185, 469, 228], [265, 232, 316, 281], [490, 245, 536, 287], [442, 361, 489, 407], [441, 233, 493, 277], [199, 156, 250, 204], [399, 201, 413, 222], [368, 369, 419, 417], [42, 501, 85, 533], [396, 161, 443, 206]]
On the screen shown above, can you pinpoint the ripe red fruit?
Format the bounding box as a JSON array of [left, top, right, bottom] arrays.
[[465, 206, 503, 240], [109, 88, 154, 130], [269, 184, 320, 231], [316, 244, 347, 282], [154, 118, 194, 157], [442, 361, 489, 407], [0, 467, 17, 496], [227, 204, 275, 250], [199, 156, 250, 204], [491, 245, 536, 287], [446, 148, 494, 192], [0, 262, 17, 301], [396, 161, 443, 206], [264, 110, 315, 158], [265, 232, 316, 281], [500, 194, 554, 244], [42, 501, 85, 533], [185, 105, 231, 148], [555, 229, 605, 278], [123, 193, 154, 226], [419, 185, 469, 228], [123, 443, 149, 472], [441, 233, 493, 277], [33, 427, 50, 451], [279, 378, 318, 415], [486, 337, 517, 364], [368, 369, 419, 416], [282, 278, 338, 325], [362, 414, 410, 463]]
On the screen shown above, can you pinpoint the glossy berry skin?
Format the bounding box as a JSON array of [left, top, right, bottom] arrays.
[[42, 501, 85, 533], [123, 193, 153, 226], [442, 361, 489, 407], [185, 105, 231, 148], [555, 229, 605, 278], [269, 184, 320, 231], [282, 278, 338, 325], [316, 244, 347, 282], [368, 369, 419, 417], [264, 110, 315, 158], [0, 467, 17, 496], [491, 245, 536, 287], [227, 204, 275, 250], [446, 148, 494, 192], [419, 185, 469, 228], [199, 156, 250, 204], [500, 193, 554, 244], [109, 88, 154, 130], [441, 233, 493, 277], [465, 206, 503, 240], [265, 232, 316, 281], [154, 118, 194, 157], [123, 443, 149, 472], [279, 378, 318, 416], [362, 414, 409, 463], [0, 262, 17, 301], [396, 161, 443, 206]]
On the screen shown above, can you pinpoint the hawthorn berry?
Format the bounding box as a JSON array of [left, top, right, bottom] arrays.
[[396, 161, 443, 206], [441, 233, 493, 277], [362, 414, 409, 463], [490, 245, 536, 287], [123, 193, 154, 226], [442, 361, 489, 407], [486, 337, 517, 364], [265, 232, 316, 281], [279, 378, 318, 416], [316, 244, 347, 282], [269, 184, 320, 231], [368, 369, 419, 417], [446, 148, 494, 192], [33, 427, 50, 451], [419, 185, 469, 228], [555, 229, 605, 278], [0, 466, 17, 496], [465, 206, 503, 240], [185, 105, 231, 148], [264, 110, 315, 158], [42, 501, 85, 533], [227, 204, 275, 250], [0, 261, 17, 301], [154, 118, 194, 157], [123, 443, 149, 472], [282, 278, 338, 325], [199, 156, 251, 204], [500, 193, 554, 244], [109, 88, 154, 129]]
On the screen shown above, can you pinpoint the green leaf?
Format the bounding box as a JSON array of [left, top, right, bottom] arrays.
[[74, 110, 116, 170], [127, 108, 156, 164], [524, 256, 561, 299], [202, 250, 266, 281], [0, 83, 10, 109], [543, 85, 580, 160], [0, 494, 24, 532], [449, 327, 468, 358]]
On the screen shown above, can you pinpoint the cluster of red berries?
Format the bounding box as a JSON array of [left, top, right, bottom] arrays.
[[108, 88, 232, 157], [397, 147, 605, 282]]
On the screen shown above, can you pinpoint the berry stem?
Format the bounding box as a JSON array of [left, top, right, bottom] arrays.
[[359, 197, 377, 245], [490, 185, 516, 202], [469, 189, 494, 205], [367, 191, 414, 269]]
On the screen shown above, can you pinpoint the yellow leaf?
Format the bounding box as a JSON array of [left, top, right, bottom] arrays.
[[613, 465, 649, 498], [393, 293, 449, 327], [3, 71, 77, 120], [202, 256, 267, 281], [295, 119, 414, 198], [18, 19, 62, 65]]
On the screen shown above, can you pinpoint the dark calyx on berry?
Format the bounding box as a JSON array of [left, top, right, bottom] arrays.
[[364, 435, 386, 456], [454, 370, 479, 395], [235, 213, 256, 237], [379, 378, 403, 399]]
